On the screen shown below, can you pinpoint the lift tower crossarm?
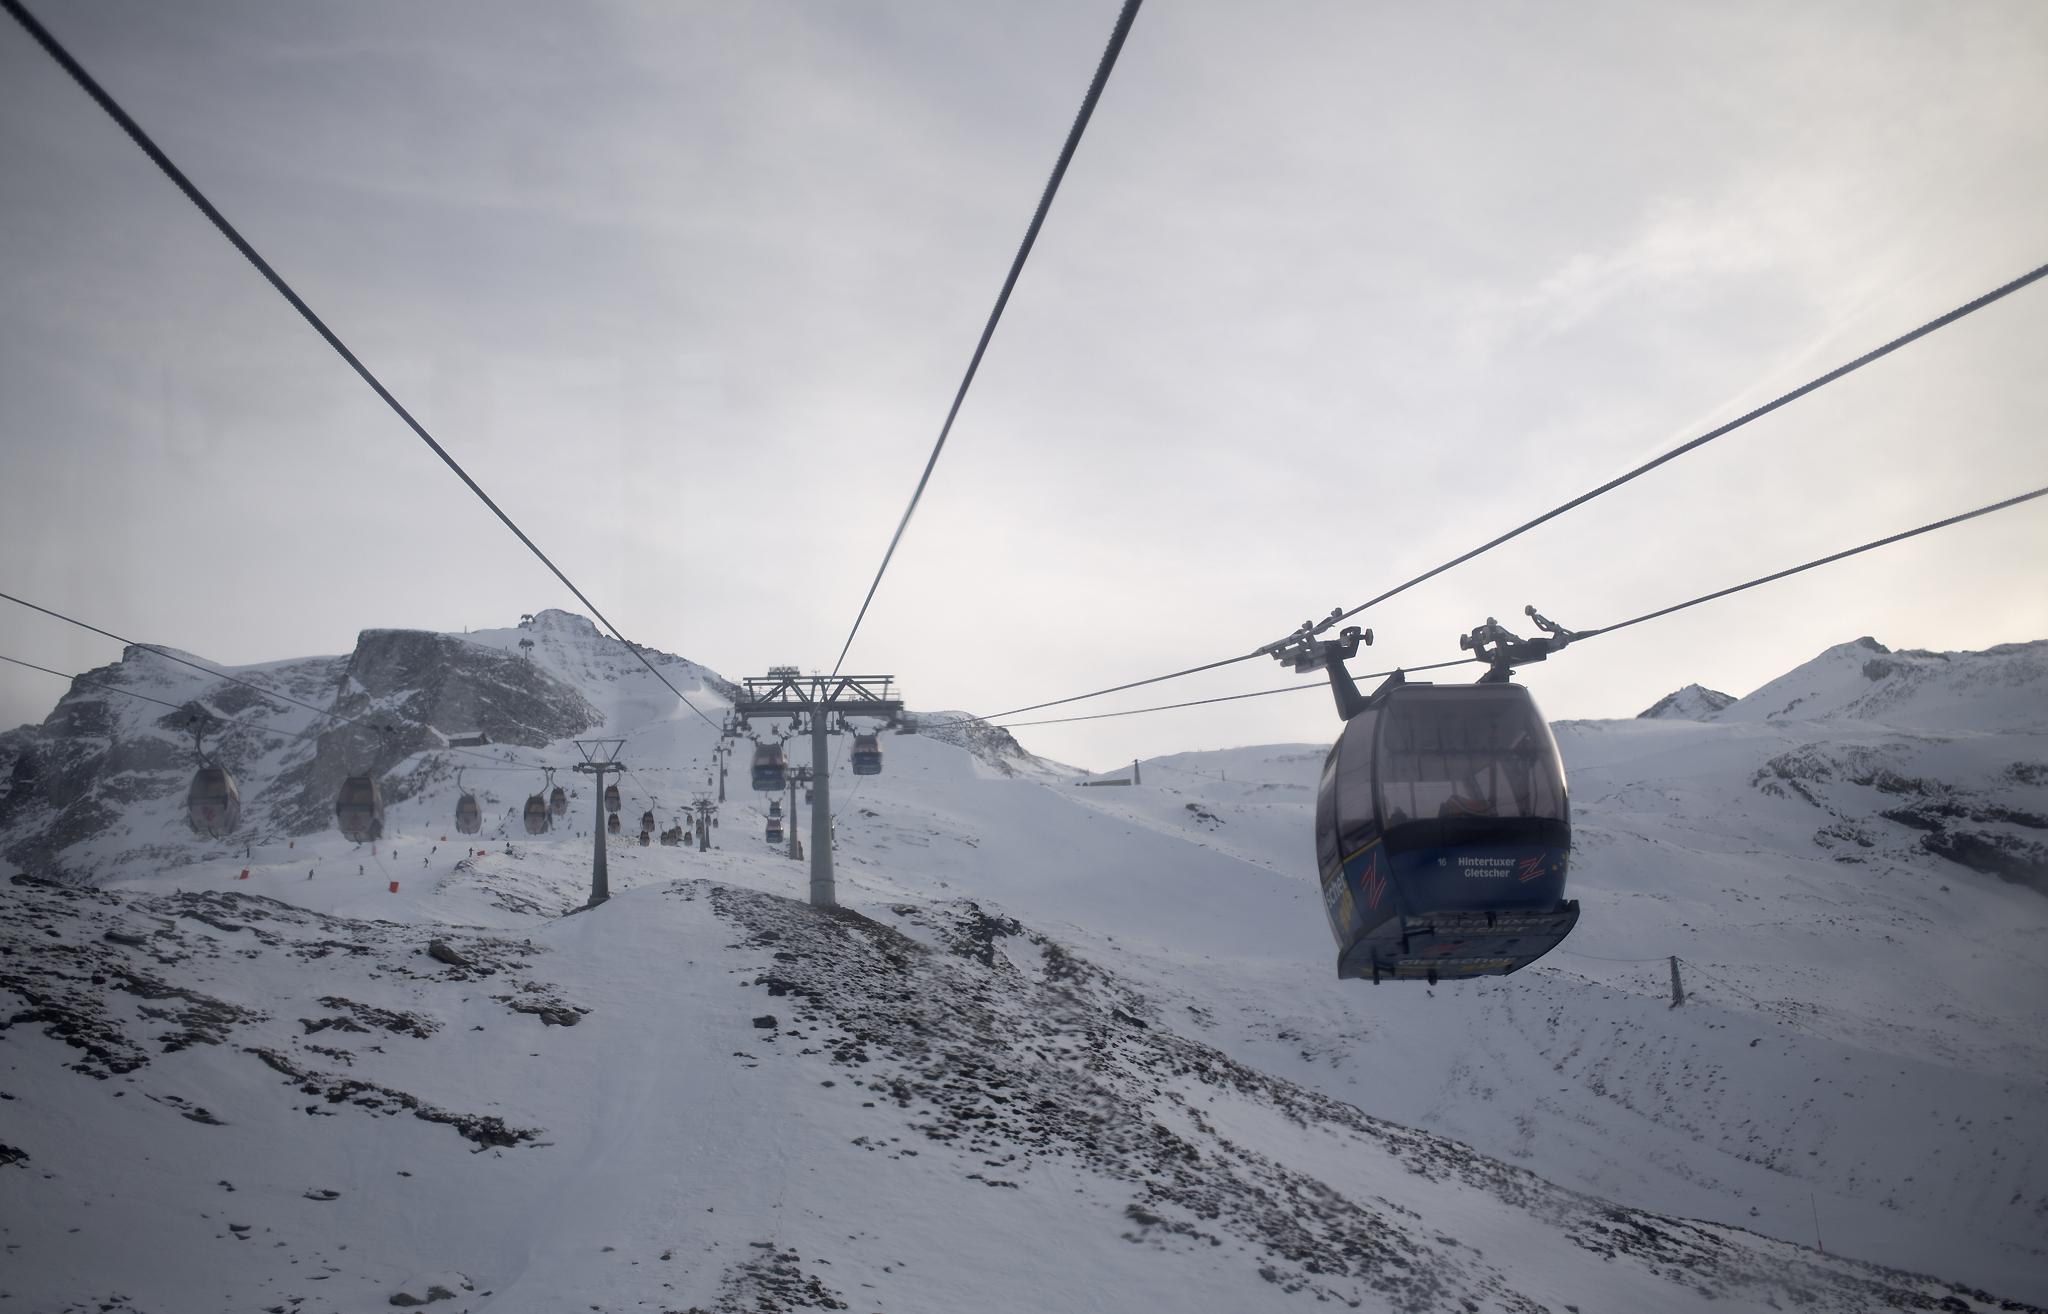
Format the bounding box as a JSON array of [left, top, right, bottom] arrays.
[[733, 674, 904, 722]]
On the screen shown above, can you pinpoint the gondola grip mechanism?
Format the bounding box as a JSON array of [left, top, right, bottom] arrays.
[[1460, 605, 1581, 682]]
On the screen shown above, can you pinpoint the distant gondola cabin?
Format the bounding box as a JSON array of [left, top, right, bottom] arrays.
[[751, 742, 786, 792], [187, 766, 241, 838], [336, 774, 384, 843], [851, 732, 882, 776]]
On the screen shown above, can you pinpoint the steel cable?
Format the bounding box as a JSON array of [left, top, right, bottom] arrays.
[[930, 260, 2048, 721], [2, 0, 723, 734], [931, 484, 2047, 733], [1573, 486, 2047, 644], [0, 590, 546, 770], [1325, 261, 2048, 630], [831, 0, 1145, 676]]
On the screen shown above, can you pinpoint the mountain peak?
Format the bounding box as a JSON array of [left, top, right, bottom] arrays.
[[1717, 637, 2048, 731], [523, 608, 603, 638], [1636, 683, 1737, 721]]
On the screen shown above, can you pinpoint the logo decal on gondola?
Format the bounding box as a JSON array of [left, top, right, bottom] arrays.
[[1361, 853, 1387, 910], [1516, 855, 1547, 882]]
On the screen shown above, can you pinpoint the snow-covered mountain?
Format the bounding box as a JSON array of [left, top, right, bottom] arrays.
[[2, 619, 2044, 1312], [1636, 682, 1736, 720], [1718, 635, 2048, 732]]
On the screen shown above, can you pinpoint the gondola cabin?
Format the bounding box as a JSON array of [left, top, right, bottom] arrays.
[[604, 783, 621, 814], [766, 817, 784, 844], [851, 732, 882, 776], [1315, 682, 1577, 984], [606, 811, 621, 835], [640, 809, 656, 833], [186, 766, 241, 838], [336, 774, 384, 843], [454, 791, 482, 835], [523, 793, 552, 835], [751, 742, 786, 792], [638, 829, 650, 847], [549, 785, 569, 817]]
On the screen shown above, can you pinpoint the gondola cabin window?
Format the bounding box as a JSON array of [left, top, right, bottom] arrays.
[[1375, 693, 1565, 826]]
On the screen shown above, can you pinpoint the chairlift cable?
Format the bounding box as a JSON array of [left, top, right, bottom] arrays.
[[0, 650, 368, 757], [928, 260, 2048, 723], [0, 652, 214, 717], [830, 0, 1144, 677], [0, 589, 357, 725], [1, 0, 723, 735], [0, 591, 541, 770], [985, 659, 1481, 730], [1322, 263, 2048, 632], [1571, 485, 2047, 644], [949, 483, 2048, 732]]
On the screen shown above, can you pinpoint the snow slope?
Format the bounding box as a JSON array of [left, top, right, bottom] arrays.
[[2, 621, 2044, 1312]]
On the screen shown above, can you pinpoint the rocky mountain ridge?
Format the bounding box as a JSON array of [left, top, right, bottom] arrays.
[[0, 610, 1023, 881]]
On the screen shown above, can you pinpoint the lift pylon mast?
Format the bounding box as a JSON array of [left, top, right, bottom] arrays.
[[690, 796, 716, 852], [571, 739, 626, 908], [786, 765, 814, 862]]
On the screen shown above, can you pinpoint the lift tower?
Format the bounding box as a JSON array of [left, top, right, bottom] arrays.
[[734, 668, 902, 908], [785, 766, 814, 862], [690, 796, 716, 852], [571, 739, 626, 908]]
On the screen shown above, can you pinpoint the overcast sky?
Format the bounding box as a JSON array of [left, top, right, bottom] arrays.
[[2, 0, 2045, 770]]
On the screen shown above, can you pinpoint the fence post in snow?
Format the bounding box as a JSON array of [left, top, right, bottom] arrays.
[[1669, 956, 1686, 1008]]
